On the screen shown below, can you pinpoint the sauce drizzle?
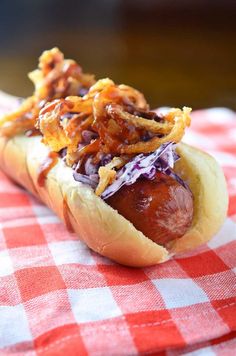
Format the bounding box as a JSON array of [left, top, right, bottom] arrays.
[[37, 152, 59, 187], [63, 198, 74, 233], [25, 129, 41, 137]]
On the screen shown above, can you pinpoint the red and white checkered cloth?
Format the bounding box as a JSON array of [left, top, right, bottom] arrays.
[[0, 92, 236, 356]]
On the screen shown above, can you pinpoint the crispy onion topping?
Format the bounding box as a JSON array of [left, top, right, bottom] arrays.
[[38, 77, 191, 195], [0, 48, 95, 137], [0, 48, 191, 196]]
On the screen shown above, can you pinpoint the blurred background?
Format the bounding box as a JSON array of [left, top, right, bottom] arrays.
[[0, 0, 236, 109]]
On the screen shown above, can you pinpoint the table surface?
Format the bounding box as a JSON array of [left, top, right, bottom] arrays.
[[0, 1, 236, 110]]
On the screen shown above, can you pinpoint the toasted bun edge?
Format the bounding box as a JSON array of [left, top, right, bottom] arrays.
[[0, 135, 228, 266]]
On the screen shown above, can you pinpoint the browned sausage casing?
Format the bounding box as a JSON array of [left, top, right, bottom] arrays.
[[106, 172, 194, 246]]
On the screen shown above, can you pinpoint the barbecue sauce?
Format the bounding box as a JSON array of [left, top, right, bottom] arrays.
[[63, 198, 75, 233], [37, 152, 59, 187]]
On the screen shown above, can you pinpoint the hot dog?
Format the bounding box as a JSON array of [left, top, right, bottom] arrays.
[[0, 48, 228, 267], [106, 172, 194, 246]]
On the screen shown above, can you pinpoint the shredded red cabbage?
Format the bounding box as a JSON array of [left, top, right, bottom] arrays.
[[81, 130, 98, 144], [101, 142, 180, 199], [84, 156, 99, 175], [71, 139, 188, 198], [73, 172, 99, 189]]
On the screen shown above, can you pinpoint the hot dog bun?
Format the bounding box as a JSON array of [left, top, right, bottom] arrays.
[[0, 135, 228, 267]]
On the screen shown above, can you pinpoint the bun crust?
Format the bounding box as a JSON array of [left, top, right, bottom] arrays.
[[0, 135, 228, 267], [170, 143, 228, 254]]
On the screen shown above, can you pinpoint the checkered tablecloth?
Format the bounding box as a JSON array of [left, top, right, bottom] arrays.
[[0, 93, 236, 356]]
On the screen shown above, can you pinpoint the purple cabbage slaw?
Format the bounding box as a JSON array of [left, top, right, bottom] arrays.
[[73, 172, 98, 189], [101, 142, 180, 199], [72, 140, 188, 199]]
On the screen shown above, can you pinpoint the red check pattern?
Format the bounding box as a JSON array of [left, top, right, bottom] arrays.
[[0, 92, 236, 355]]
